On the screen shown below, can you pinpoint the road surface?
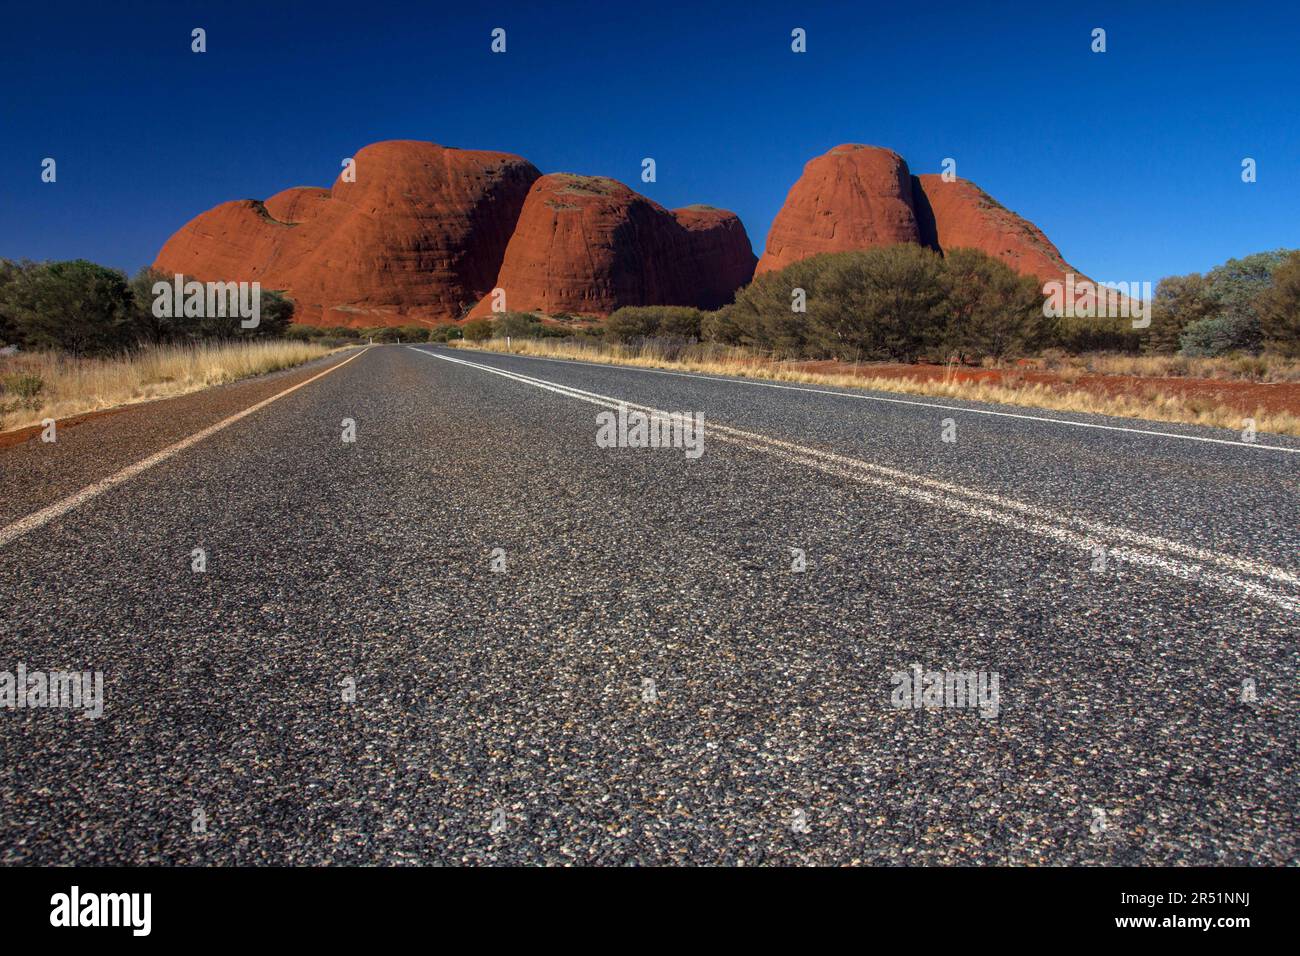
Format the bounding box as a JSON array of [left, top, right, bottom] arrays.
[[1, 344, 1295, 864]]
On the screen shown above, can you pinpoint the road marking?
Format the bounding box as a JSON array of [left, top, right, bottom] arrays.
[[0, 347, 371, 550], [419, 348, 1300, 613], [443, 346, 1300, 454]]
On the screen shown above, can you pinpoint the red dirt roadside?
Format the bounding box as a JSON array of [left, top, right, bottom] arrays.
[[785, 360, 1300, 417]]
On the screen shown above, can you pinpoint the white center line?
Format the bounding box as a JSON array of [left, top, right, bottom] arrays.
[[0, 347, 372, 550], [417, 347, 1300, 613], [445, 346, 1300, 454]]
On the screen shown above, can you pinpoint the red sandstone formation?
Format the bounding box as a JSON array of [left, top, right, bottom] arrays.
[[152, 199, 297, 285], [263, 186, 331, 224], [155, 137, 1089, 327], [155, 141, 541, 326], [757, 146, 1101, 311], [468, 175, 754, 317], [671, 206, 758, 310], [755, 145, 920, 275], [911, 174, 1073, 286], [912, 174, 1118, 313]]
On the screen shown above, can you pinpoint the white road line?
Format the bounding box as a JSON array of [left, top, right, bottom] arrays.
[[0, 347, 372, 550], [444, 346, 1300, 454], [418, 348, 1300, 613]]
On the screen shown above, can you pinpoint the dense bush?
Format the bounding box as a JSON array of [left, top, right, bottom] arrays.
[[938, 248, 1046, 360], [427, 324, 463, 342], [1048, 308, 1142, 354], [394, 324, 428, 342], [1202, 251, 1286, 351], [605, 306, 704, 342], [1255, 251, 1300, 356], [1145, 273, 1217, 354], [809, 245, 948, 361], [1144, 250, 1295, 356], [0, 259, 294, 353], [1179, 315, 1253, 357], [0, 259, 23, 346], [493, 311, 544, 338], [285, 324, 362, 346], [712, 246, 1045, 363], [462, 318, 493, 342], [2, 259, 140, 353]]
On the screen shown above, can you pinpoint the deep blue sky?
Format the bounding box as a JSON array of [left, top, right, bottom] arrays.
[[1, 1, 1296, 284]]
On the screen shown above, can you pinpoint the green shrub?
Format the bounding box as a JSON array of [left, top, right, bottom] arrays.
[[462, 318, 493, 342], [1, 259, 141, 354], [933, 247, 1045, 361], [322, 326, 361, 340], [1048, 310, 1142, 354], [493, 311, 543, 338], [718, 247, 956, 362], [1, 373, 44, 400], [0, 259, 22, 346], [606, 306, 704, 341], [1179, 315, 1256, 356], [1144, 273, 1216, 354], [1257, 250, 1300, 356], [715, 257, 827, 356], [129, 267, 294, 342], [427, 324, 462, 342]]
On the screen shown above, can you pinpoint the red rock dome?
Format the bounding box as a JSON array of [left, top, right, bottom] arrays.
[[756, 145, 920, 275]]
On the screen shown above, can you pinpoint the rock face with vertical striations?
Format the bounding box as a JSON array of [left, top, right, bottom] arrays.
[[155, 141, 542, 326], [468, 174, 755, 317], [155, 138, 1088, 326], [755, 144, 920, 275], [155, 142, 754, 325], [671, 205, 759, 310]]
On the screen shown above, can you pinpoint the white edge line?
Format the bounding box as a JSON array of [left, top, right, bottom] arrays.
[[432, 346, 1300, 454], [0, 347, 372, 549]]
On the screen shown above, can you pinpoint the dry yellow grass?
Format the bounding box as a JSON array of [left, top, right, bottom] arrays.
[[456, 338, 1300, 437], [1033, 351, 1300, 382], [0, 339, 337, 434]]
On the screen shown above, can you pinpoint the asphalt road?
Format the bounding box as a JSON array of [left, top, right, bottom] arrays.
[[0, 344, 1295, 865]]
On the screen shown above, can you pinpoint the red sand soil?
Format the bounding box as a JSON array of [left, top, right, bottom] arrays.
[[783, 359, 1300, 417]]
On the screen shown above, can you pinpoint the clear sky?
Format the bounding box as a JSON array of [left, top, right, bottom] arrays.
[[1, 0, 1296, 284]]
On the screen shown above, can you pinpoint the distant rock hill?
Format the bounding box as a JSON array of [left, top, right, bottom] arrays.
[[155, 141, 754, 327], [154, 139, 1090, 327], [759, 144, 1081, 289], [756, 145, 921, 274], [467, 175, 755, 317]]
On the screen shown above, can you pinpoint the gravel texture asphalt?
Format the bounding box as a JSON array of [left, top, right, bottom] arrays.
[[0, 343, 1295, 865]]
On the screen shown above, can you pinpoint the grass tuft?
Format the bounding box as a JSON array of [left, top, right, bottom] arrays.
[[0, 339, 338, 433]]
